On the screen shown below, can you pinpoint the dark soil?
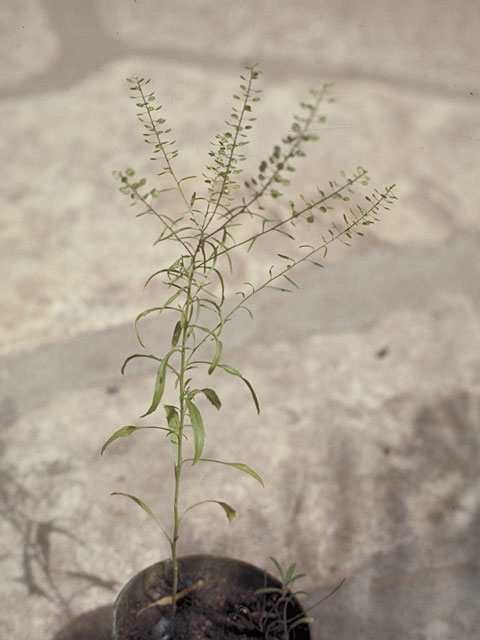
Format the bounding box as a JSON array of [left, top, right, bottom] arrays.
[[118, 569, 309, 640]]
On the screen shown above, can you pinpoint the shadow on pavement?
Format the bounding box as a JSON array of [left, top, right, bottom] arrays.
[[52, 605, 113, 640]]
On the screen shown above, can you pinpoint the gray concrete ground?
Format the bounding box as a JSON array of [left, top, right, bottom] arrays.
[[1, 1, 479, 639]]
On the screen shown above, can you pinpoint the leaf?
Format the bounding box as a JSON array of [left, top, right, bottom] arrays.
[[207, 335, 223, 375], [267, 285, 291, 293], [217, 364, 260, 414], [283, 273, 299, 289], [171, 320, 182, 347], [191, 459, 264, 487], [181, 499, 236, 522], [284, 563, 297, 585], [255, 587, 284, 595], [141, 349, 177, 417], [238, 304, 254, 320], [270, 556, 285, 582], [213, 268, 225, 305], [289, 617, 315, 631], [111, 492, 171, 542], [199, 388, 222, 410], [135, 290, 183, 347], [225, 461, 264, 486], [216, 501, 236, 522], [186, 399, 205, 464], [121, 353, 161, 375], [101, 425, 170, 455], [165, 405, 180, 467], [189, 324, 223, 375]]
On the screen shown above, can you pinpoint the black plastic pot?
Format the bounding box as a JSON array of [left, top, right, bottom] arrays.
[[112, 554, 311, 639]]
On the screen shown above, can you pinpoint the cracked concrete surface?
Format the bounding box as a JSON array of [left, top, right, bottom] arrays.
[[1, 1, 479, 639]]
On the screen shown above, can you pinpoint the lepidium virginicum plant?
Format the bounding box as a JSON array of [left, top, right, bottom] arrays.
[[101, 65, 397, 612]]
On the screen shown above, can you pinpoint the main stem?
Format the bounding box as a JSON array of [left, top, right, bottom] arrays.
[[170, 422, 183, 614], [170, 250, 199, 615], [170, 319, 187, 616]]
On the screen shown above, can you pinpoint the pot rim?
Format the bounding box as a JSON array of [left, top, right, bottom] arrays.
[[112, 553, 311, 639]]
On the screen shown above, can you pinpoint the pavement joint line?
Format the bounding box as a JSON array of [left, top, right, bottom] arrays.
[[1, 231, 478, 415], [0, 0, 475, 101]]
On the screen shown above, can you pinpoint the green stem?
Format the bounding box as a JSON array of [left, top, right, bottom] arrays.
[[189, 186, 394, 362], [170, 250, 201, 614], [202, 81, 330, 245], [136, 79, 192, 214], [203, 66, 257, 233]]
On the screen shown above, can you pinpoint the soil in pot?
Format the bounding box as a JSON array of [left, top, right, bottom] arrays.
[[113, 555, 311, 640]]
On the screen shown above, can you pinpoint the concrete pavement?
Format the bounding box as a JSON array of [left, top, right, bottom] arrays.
[[1, 2, 479, 638]]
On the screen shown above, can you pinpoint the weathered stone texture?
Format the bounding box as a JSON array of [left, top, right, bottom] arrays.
[[1, 1, 479, 639]]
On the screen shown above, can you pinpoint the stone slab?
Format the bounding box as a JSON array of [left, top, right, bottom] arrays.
[[0, 1, 479, 639]]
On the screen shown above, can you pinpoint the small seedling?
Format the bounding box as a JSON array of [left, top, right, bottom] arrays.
[[256, 557, 346, 639]]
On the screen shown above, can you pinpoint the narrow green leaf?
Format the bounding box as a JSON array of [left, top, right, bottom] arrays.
[[135, 290, 182, 347], [208, 335, 223, 375], [270, 556, 285, 581], [199, 388, 222, 410], [238, 304, 254, 320], [189, 324, 223, 375], [121, 353, 161, 375], [213, 268, 225, 305], [284, 563, 297, 585], [267, 285, 291, 293], [274, 228, 295, 240], [217, 364, 260, 414], [165, 405, 180, 466], [292, 589, 312, 598], [283, 273, 299, 289], [290, 617, 315, 630], [101, 424, 170, 455], [255, 587, 284, 595], [171, 320, 182, 347], [186, 399, 205, 464], [141, 349, 176, 417], [111, 492, 171, 542], [216, 500, 236, 522], [191, 459, 264, 487], [182, 499, 236, 522], [224, 462, 264, 486]]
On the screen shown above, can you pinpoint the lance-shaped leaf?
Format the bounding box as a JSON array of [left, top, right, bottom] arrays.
[[187, 458, 264, 487], [111, 492, 171, 543], [215, 500, 236, 522], [288, 617, 315, 632], [282, 273, 299, 289], [191, 388, 221, 410], [284, 562, 298, 585], [201, 387, 222, 410], [198, 298, 224, 330], [101, 425, 171, 456], [134, 289, 183, 347], [141, 349, 177, 417], [213, 267, 225, 306], [208, 335, 223, 375], [144, 257, 184, 288], [164, 405, 180, 467], [217, 364, 260, 414], [186, 399, 205, 463], [189, 325, 223, 375], [181, 499, 236, 522], [171, 320, 182, 347], [270, 556, 285, 582], [121, 353, 161, 375]]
